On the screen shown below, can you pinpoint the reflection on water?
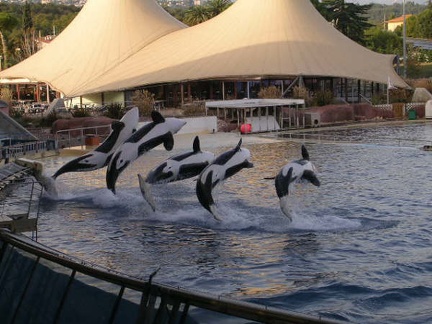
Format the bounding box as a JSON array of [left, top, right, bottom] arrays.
[[36, 122, 432, 323]]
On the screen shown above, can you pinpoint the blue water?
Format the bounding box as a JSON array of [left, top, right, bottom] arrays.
[[37, 122, 432, 323]]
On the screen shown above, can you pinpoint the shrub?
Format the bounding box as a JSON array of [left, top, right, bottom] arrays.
[[258, 85, 281, 99], [388, 88, 414, 103], [72, 108, 91, 117], [406, 78, 432, 93], [103, 103, 124, 119], [182, 102, 205, 116], [0, 87, 12, 103], [131, 90, 154, 117], [39, 111, 60, 128], [312, 89, 334, 106], [293, 86, 311, 106]]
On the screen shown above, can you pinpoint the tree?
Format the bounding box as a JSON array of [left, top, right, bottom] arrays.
[[318, 0, 372, 44], [0, 12, 18, 69], [184, 5, 210, 26], [21, 1, 36, 58], [184, 0, 232, 26], [415, 5, 432, 39], [365, 26, 402, 55], [206, 0, 232, 17]]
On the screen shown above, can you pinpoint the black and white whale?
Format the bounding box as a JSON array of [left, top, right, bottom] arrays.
[[196, 138, 253, 220], [52, 107, 139, 179], [138, 136, 215, 211], [275, 145, 320, 220], [106, 110, 186, 193]]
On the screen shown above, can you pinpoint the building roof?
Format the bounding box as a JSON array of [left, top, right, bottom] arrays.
[[387, 14, 413, 23], [0, 0, 409, 97]]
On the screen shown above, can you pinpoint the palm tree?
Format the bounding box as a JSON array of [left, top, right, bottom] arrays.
[[206, 0, 232, 17], [184, 5, 210, 26], [184, 0, 232, 26]]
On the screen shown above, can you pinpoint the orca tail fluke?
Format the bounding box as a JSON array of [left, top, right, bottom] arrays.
[[138, 174, 156, 212]]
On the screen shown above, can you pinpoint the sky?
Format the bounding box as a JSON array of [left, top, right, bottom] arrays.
[[346, 0, 427, 4]]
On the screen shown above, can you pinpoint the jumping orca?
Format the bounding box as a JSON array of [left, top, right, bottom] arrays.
[[275, 145, 320, 220], [196, 138, 253, 220], [52, 107, 139, 179], [138, 136, 215, 211], [106, 110, 186, 193]]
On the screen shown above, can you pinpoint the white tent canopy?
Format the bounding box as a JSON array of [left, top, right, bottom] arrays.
[[0, 0, 186, 95], [0, 0, 408, 98]]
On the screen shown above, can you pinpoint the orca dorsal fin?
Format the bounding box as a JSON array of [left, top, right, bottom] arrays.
[[301, 145, 309, 160], [193, 136, 200, 153], [235, 138, 243, 152], [151, 110, 165, 124]]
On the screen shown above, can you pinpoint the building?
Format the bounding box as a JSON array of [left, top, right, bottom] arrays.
[[386, 14, 412, 32]]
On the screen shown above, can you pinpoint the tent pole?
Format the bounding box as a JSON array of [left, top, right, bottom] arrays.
[[46, 84, 50, 104], [281, 76, 300, 97]]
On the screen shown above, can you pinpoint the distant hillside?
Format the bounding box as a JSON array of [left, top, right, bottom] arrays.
[[367, 2, 427, 26]]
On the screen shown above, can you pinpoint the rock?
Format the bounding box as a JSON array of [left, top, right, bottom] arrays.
[[412, 88, 432, 103]]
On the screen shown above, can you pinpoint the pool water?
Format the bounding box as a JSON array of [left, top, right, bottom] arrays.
[[37, 122, 432, 323]]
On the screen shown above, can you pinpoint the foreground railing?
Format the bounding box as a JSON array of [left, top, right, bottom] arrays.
[[0, 163, 41, 239], [0, 230, 340, 324]]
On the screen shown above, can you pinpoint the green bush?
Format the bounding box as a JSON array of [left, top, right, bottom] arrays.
[[312, 89, 334, 106], [103, 103, 124, 119], [39, 111, 61, 127], [72, 108, 91, 118]]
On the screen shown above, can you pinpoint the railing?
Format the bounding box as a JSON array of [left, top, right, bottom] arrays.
[[55, 124, 111, 149], [0, 166, 41, 240], [1, 141, 53, 162], [273, 131, 432, 148], [0, 230, 340, 324]]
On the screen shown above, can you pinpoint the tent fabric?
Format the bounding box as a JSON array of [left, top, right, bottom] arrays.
[[75, 0, 409, 96], [0, 0, 408, 97], [0, 0, 186, 95]]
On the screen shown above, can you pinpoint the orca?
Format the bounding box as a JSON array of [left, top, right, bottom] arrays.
[[106, 110, 186, 193], [52, 107, 139, 179], [138, 136, 215, 211], [196, 138, 253, 220], [275, 145, 320, 220]]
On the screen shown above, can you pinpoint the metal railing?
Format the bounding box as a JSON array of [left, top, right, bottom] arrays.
[[0, 166, 41, 240], [55, 124, 111, 149], [273, 131, 432, 148], [0, 230, 340, 324]]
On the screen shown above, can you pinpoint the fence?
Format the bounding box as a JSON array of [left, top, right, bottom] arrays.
[[55, 124, 111, 149], [1, 141, 54, 162], [0, 229, 340, 324]]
